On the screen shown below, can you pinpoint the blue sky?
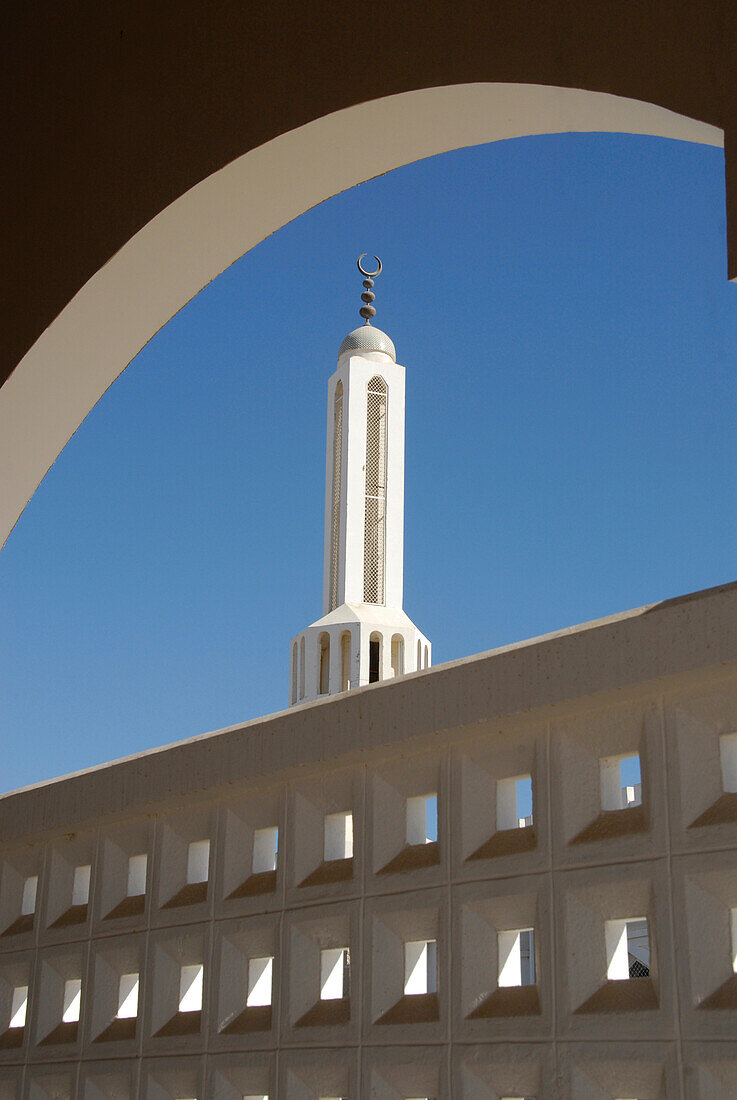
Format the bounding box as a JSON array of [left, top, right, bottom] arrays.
[[2, 132, 736, 794]]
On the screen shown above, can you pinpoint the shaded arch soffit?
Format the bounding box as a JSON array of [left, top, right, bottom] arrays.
[[0, 82, 722, 549]]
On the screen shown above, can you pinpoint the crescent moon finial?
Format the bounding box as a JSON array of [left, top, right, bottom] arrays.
[[356, 254, 382, 323], [357, 253, 382, 278]]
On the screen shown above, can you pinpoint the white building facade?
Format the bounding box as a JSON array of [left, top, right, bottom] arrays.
[[290, 261, 430, 705], [2, 583, 737, 1097]]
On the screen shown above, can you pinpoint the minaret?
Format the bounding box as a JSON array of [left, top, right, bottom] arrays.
[[289, 256, 431, 705]]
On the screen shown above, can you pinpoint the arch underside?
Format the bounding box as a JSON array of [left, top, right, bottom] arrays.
[[0, 83, 722, 549]]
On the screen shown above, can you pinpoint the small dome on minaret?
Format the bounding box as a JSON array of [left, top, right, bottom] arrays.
[[338, 325, 396, 361], [338, 253, 396, 361]]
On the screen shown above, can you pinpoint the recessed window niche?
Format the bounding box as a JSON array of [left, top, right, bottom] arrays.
[[569, 752, 647, 845], [213, 914, 278, 1039], [563, 871, 662, 1017], [280, 1049, 355, 1100], [79, 1064, 137, 1099], [220, 791, 282, 904], [0, 954, 31, 1051], [88, 935, 144, 1046], [0, 847, 42, 941], [459, 884, 543, 1025], [682, 858, 737, 1012], [97, 822, 152, 924], [45, 835, 97, 933], [25, 1069, 76, 1100], [456, 1045, 548, 1100], [156, 810, 214, 915], [364, 1046, 444, 1100], [689, 727, 737, 828], [148, 928, 208, 1043], [285, 903, 357, 1033], [208, 1053, 273, 1100], [369, 893, 443, 1028], [290, 771, 359, 894], [141, 1060, 202, 1100], [372, 757, 444, 879], [457, 737, 544, 870], [467, 773, 537, 862], [35, 947, 86, 1049]]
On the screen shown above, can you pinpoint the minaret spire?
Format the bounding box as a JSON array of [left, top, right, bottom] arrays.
[[288, 258, 431, 705]]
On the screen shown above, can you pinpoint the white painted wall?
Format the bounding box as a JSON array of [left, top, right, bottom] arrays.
[[322, 351, 406, 612]]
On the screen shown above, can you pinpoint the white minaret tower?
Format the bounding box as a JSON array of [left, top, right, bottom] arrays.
[[289, 256, 431, 705]]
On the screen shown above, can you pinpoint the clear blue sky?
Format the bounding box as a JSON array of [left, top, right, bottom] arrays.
[[2, 133, 736, 794]]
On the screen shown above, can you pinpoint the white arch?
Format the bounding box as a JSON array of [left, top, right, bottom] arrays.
[[0, 84, 721, 548]]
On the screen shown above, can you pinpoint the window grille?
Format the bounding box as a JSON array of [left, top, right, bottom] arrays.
[[628, 956, 650, 978], [363, 376, 387, 604], [329, 381, 343, 611]]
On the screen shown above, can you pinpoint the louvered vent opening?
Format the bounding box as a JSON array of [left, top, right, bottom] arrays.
[[363, 377, 387, 604]]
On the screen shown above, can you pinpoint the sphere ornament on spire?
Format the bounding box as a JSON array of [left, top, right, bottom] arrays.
[[338, 253, 396, 361], [357, 253, 382, 323]]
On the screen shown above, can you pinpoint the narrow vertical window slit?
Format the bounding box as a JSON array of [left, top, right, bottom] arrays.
[[329, 381, 343, 611], [363, 376, 387, 604]]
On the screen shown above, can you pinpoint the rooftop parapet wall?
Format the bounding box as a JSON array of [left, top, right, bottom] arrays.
[[3, 581, 737, 843]]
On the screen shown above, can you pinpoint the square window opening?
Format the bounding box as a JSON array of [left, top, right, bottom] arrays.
[[404, 938, 437, 995], [498, 928, 536, 987], [62, 977, 82, 1023], [9, 985, 27, 1029], [406, 793, 438, 846], [496, 775, 533, 830], [186, 840, 210, 885], [126, 853, 147, 897], [116, 972, 139, 1019], [21, 875, 38, 916], [324, 811, 353, 862], [252, 826, 278, 874], [247, 956, 273, 1007], [605, 917, 650, 981], [72, 864, 91, 907], [179, 963, 204, 1012], [320, 947, 350, 1001], [600, 753, 642, 811]]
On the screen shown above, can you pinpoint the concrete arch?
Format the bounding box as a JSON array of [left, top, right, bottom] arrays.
[[0, 83, 721, 550]]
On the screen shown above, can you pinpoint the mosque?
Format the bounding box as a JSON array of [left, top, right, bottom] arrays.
[[0, 260, 737, 1097]]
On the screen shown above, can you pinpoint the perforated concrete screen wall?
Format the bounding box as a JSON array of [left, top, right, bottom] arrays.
[[2, 582, 737, 1094]]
